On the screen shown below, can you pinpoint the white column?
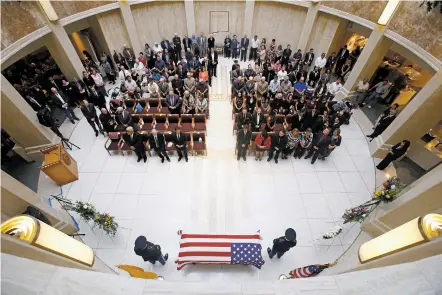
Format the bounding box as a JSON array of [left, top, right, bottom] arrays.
[[297, 2, 319, 52], [243, 0, 255, 37], [184, 0, 196, 36], [118, 0, 142, 54]]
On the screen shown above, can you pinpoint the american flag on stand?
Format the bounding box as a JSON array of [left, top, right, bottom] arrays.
[[176, 232, 265, 270], [289, 264, 330, 278]]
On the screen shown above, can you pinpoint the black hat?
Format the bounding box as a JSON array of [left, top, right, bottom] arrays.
[[285, 228, 296, 241], [134, 235, 148, 250]]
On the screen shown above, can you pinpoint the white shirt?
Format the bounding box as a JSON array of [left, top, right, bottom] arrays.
[[327, 82, 343, 95], [315, 57, 327, 69], [55, 93, 67, 108], [251, 38, 260, 49], [277, 70, 287, 82], [357, 81, 369, 92], [125, 80, 138, 91], [119, 69, 130, 81], [153, 45, 162, 54], [269, 80, 280, 93]]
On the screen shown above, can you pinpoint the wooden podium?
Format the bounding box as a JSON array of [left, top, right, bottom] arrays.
[[40, 144, 78, 186]]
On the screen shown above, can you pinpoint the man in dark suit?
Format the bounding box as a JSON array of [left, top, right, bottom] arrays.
[[268, 130, 288, 164], [121, 127, 147, 162], [303, 107, 319, 131], [240, 34, 249, 62], [305, 128, 330, 164], [208, 47, 218, 78], [367, 110, 396, 142], [172, 127, 188, 162], [207, 34, 215, 50], [237, 107, 252, 130], [303, 48, 315, 71], [326, 52, 337, 70], [166, 90, 181, 114], [171, 74, 184, 96], [148, 129, 170, 163], [335, 45, 349, 74], [80, 100, 103, 136], [160, 38, 170, 51], [251, 107, 265, 132], [282, 45, 292, 66], [172, 33, 182, 60], [50, 87, 79, 124], [88, 85, 107, 109], [237, 124, 252, 161], [134, 236, 168, 265], [116, 107, 132, 127], [176, 63, 188, 80], [182, 34, 192, 52]]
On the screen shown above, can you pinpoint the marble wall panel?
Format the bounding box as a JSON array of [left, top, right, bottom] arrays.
[[306, 12, 341, 57], [97, 10, 130, 54], [131, 1, 187, 46], [194, 1, 246, 42], [251, 1, 308, 49], [50, 1, 115, 20], [1, 1, 47, 48], [322, 1, 387, 24], [389, 1, 442, 61]]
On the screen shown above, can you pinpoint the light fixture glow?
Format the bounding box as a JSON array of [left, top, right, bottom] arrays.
[[38, 0, 59, 22], [378, 0, 400, 26], [359, 214, 442, 264], [1, 215, 94, 267]]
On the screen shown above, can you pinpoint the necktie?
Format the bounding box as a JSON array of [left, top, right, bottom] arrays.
[[178, 134, 180, 141]]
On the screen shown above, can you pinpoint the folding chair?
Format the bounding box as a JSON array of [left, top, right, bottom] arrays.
[[163, 131, 177, 155], [123, 99, 135, 114], [154, 114, 168, 131], [180, 114, 194, 132], [194, 114, 207, 134], [167, 114, 180, 131], [141, 114, 154, 132], [192, 132, 207, 156]]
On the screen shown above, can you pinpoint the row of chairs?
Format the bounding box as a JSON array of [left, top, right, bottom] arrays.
[[114, 114, 207, 134], [105, 131, 207, 156], [122, 98, 209, 117], [233, 114, 292, 134]]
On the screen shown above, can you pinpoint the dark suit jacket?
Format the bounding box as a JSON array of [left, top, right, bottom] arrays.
[[160, 40, 170, 50], [172, 132, 187, 147], [122, 132, 144, 151], [183, 38, 192, 49], [118, 110, 132, 126], [240, 38, 249, 49], [237, 112, 252, 128], [148, 133, 166, 150], [237, 129, 252, 147], [88, 91, 106, 107], [80, 104, 98, 121], [337, 48, 349, 60], [51, 91, 71, 108], [304, 52, 315, 65], [166, 94, 180, 108], [208, 51, 218, 65], [303, 110, 318, 129], [208, 37, 215, 48], [251, 113, 265, 128], [271, 134, 288, 150], [314, 135, 331, 153], [173, 37, 182, 49]]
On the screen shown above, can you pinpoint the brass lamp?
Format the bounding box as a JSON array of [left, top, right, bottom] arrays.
[[359, 214, 442, 264], [1, 215, 94, 267]]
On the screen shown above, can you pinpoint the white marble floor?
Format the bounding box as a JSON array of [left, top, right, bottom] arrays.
[[37, 58, 392, 281]]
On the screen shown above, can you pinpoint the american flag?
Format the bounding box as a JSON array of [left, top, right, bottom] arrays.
[[289, 264, 330, 278], [176, 233, 265, 270]]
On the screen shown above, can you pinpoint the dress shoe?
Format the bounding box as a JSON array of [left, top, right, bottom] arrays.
[[161, 158, 165, 163], [95, 131, 98, 137], [304, 155, 311, 159], [144, 158, 147, 163], [259, 158, 262, 161], [275, 158, 278, 164], [70, 120, 75, 124], [164, 254, 169, 261], [74, 117, 80, 121], [267, 157, 271, 162], [237, 157, 240, 161], [166, 157, 171, 162], [185, 157, 188, 162], [137, 157, 142, 162], [243, 156, 246, 161], [178, 156, 182, 162]]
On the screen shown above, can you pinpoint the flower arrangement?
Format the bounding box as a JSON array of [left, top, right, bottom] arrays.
[[74, 201, 96, 222], [322, 226, 343, 239], [373, 177, 404, 203], [95, 212, 118, 237], [342, 177, 405, 224]]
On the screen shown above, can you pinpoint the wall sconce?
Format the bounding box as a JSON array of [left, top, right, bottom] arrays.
[[1, 215, 94, 267], [359, 214, 442, 264], [39, 0, 59, 22], [378, 0, 401, 26]]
